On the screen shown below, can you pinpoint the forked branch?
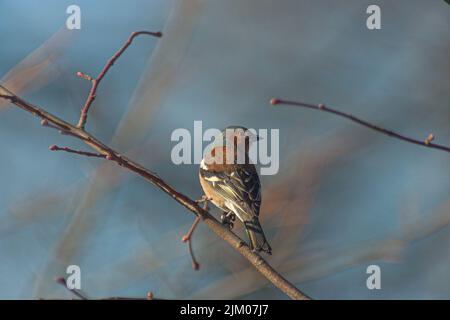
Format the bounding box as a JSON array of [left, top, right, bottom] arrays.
[[76, 31, 162, 129]]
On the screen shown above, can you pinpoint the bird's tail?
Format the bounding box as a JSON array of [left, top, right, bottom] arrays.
[[244, 217, 272, 255]]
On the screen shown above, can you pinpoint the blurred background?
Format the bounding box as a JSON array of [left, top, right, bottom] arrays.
[[0, 0, 449, 299]]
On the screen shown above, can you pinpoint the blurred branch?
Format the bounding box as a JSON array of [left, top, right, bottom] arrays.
[[0, 31, 309, 300], [55, 277, 160, 300], [0, 27, 75, 109], [271, 98, 450, 153], [55, 277, 88, 300]]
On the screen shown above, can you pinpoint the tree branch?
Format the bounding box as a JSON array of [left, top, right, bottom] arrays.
[[55, 277, 162, 300], [49, 145, 107, 158], [76, 31, 162, 129], [270, 98, 450, 154], [0, 31, 309, 300]]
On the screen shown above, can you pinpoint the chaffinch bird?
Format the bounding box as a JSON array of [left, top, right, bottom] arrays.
[[199, 126, 272, 254]]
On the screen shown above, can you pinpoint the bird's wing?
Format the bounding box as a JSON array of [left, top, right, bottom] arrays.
[[200, 165, 261, 220]]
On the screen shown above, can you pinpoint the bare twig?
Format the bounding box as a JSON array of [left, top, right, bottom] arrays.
[[182, 199, 208, 270], [55, 277, 161, 300], [182, 216, 202, 244], [188, 234, 200, 271], [0, 31, 309, 300], [182, 217, 201, 270], [76, 31, 162, 129], [270, 98, 450, 154], [49, 145, 107, 158]]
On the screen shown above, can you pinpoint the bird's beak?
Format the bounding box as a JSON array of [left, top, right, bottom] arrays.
[[256, 135, 263, 141]]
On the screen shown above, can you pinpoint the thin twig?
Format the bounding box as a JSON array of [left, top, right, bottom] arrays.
[[182, 206, 205, 270], [183, 216, 201, 270], [187, 235, 200, 271], [55, 277, 161, 300], [98, 292, 166, 300], [76, 31, 162, 129], [182, 199, 209, 270], [49, 145, 107, 158], [270, 98, 450, 154], [182, 216, 202, 243]]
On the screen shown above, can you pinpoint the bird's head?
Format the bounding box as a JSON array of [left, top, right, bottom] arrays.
[[219, 125, 260, 152]]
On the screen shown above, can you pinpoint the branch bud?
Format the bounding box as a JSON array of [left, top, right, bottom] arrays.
[[76, 71, 93, 81], [270, 98, 280, 105], [425, 133, 435, 145]]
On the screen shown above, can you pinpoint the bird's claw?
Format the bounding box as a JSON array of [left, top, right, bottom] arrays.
[[195, 195, 210, 203], [195, 195, 211, 209], [221, 212, 235, 229]]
